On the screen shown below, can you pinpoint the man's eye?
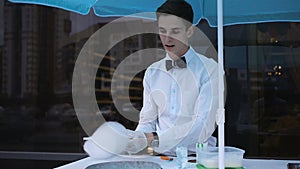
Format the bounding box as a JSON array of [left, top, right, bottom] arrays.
[[172, 30, 180, 34], [159, 29, 166, 34]]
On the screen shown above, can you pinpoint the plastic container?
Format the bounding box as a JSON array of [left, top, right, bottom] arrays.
[[196, 146, 245, 168], [176, 146, 188, 169]]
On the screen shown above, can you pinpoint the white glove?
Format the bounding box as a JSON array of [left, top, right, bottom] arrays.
[[125, 130, 147, 154]]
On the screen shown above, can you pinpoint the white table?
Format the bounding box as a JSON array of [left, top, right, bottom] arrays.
[[54, 155, 300, 169]]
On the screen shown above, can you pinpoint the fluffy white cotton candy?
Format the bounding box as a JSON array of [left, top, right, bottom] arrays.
[[83, 122, 130, 159]]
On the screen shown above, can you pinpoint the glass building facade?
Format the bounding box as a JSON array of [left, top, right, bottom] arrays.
[[0, 1, 299, 168]]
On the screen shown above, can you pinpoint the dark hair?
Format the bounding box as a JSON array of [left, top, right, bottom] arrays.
[[156, 0, 194, 26]]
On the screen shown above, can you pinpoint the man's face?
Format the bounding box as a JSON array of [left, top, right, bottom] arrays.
[[158, 14, 193, 59]]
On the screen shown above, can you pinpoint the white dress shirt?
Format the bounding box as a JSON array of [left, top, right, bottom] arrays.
[[136, 47, 219, 155]]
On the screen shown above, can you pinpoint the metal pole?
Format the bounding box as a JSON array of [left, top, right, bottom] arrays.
[[217, 0, 225, 168]]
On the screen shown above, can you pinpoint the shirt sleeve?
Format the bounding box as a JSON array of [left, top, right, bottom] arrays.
[[135, 68, 158, 133]]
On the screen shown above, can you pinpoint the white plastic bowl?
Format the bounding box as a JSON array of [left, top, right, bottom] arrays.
[[196, 146, 245, 168]]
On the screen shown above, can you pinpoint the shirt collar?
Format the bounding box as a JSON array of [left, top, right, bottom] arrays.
[[165, 46, 194, 64]]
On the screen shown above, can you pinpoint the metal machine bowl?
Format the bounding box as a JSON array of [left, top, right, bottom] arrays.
[[86, 161, 162, 169]]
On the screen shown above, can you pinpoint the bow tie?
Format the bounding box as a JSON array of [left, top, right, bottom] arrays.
[[165, 57, 187, 71]]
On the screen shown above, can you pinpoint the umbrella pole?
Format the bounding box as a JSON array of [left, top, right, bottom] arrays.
[[217, 0, 225, 168]]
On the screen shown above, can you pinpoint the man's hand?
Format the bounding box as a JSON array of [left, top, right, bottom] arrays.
[[125, 130, 147, 154], [145, 133, 154, 146]]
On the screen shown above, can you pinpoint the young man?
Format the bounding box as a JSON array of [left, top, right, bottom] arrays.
[[127, 0, 219, 155]]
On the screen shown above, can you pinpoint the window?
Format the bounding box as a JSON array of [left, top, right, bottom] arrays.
[[0, 2, 299, 169]]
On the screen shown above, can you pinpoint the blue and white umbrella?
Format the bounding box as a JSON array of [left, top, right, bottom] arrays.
[[8, 0, 300, 168]]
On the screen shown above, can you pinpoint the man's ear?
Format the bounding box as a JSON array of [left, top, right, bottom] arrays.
[[187, 25, 195, 38]]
